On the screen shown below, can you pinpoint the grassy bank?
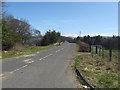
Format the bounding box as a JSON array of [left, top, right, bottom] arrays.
[[74, 54, 119, 88], [1, 45, 54, 59]]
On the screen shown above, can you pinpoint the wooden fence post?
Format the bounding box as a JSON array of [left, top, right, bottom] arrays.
[[99, 47, 101, 56], [109, 49, 112, 61], [96, 46, 98, 54], [102, 48, 104, 58], [91, 45, 93, 57]]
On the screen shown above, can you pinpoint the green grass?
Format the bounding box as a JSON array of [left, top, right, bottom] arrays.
[[1, 45, 54, 59], [102, 49, 119, 63], [74, 55, 81, 69], [92, 47, 119, 63], [98, 74, 118, 88], [74, 54, 119, 88]]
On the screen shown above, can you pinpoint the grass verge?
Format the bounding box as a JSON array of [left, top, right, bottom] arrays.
[[74, 53, 119, 88], [1, 45, 54, 59]]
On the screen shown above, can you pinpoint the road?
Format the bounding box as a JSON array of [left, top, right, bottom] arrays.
[[2, 42, 76, 88]]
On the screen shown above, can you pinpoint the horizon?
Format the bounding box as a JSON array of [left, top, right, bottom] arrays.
[[61, 35, 119, 38]]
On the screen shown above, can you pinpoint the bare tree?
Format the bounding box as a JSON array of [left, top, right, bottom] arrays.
[[34, 29, 41, 37], [4, 16, 32, 45], [32, 29, 42, 46]]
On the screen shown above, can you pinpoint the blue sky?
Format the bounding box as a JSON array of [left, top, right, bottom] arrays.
[[6, 2, 118, 37]]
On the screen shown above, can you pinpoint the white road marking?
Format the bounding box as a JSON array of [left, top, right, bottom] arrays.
[[56, 49, 61, 53], [10, 53, 54, 74], [0, 65, 28, 79], [55, 47, 64, 53], [43, 54, 53, 58], [10, 65, 28, 73], [39, 54, 53, 61]]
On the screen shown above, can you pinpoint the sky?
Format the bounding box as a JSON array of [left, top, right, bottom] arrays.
[[5, 2, 118, 37]]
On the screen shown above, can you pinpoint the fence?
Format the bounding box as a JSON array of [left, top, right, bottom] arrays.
[[91, 45, 119, 62]]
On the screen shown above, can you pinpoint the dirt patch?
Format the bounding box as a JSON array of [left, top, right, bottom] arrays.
[[0, 72, 12, 79], [23, 59, 34, 64]]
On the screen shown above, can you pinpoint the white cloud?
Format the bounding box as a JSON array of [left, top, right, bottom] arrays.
[[62, 32, 118, 37], [62, 33, 79, 37]]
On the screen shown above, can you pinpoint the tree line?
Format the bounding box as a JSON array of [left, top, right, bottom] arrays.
[[1, 13, 61, 51], [74, 35, 120, 50]]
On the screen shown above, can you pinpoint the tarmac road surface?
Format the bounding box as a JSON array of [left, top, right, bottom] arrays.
[[2, 42, 76, 88]]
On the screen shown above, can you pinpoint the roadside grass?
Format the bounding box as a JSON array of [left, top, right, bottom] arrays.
[[1, 45, 54, 59], [74, 54, 119, 88]]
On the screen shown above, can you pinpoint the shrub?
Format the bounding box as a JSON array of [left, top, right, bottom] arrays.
[[12, 43, 25, 51], [79, 41, 91, 52]]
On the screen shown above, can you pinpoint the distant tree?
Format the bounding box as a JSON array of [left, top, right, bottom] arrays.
[[74, 34, 119, 50], [61, 36, 74, 43], [74, 36, 80, 43], [50, 30, 58, 43], [57, 32, 61, 44], [101, 36, 119, 49], [41, 30, 61, 46], [32, 29, 42, 46], [82, 35, 92, 45], [41, 31, 50, 46], [94, 35, 102, 45]]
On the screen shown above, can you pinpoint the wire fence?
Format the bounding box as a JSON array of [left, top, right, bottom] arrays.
[[91, 45, 119, 63]]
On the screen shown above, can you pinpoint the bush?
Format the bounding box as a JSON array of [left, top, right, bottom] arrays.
[[12, 43, 25, 51], [79, 41, 91, 52]]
